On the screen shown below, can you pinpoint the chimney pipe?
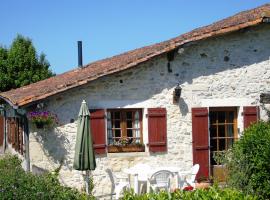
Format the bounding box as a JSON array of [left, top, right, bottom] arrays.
[[77, 41, 83, 67]]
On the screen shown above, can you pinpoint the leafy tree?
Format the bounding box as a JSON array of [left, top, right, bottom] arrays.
[[0, 35, 54, 92]]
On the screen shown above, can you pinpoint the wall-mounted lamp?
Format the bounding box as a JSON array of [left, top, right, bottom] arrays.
[[173, 83, 182, 104]]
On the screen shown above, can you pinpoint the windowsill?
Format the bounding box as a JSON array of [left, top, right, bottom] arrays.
[[107, 144, 145, 153]]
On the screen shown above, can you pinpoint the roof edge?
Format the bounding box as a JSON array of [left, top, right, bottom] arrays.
[[11, 18, 264, 107], [0, 95, 18, 109]]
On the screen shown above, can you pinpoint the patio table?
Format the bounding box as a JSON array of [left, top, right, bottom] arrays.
[[123, 166, 187, 194]]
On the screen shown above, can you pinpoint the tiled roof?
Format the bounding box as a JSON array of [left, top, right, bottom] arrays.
[[1, 4, 270, 108]]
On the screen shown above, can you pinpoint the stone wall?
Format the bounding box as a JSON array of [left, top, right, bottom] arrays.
[[27, 24, 270, 198]]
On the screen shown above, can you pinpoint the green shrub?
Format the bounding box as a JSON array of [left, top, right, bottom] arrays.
[[121, 186, 256, 200], [0, 155, 93, 200], [226, 121, 270, 199]]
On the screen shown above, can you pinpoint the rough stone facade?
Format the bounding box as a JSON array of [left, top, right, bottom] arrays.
[[23, 24, 270, 198]]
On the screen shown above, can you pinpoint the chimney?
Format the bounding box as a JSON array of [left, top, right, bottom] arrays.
[[77, 41, 83, 67]]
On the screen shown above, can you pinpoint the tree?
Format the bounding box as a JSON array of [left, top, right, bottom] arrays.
[[0, 35, 54, 92], [226, 121, 270, 199]]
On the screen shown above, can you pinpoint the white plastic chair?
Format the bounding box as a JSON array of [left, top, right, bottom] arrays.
[[106, 169, 130, 199], [148, 170, 174, 192], [133, 163, 151, 193], [180, 164, 200, 189]]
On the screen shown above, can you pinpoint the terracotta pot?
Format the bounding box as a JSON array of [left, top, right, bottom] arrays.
[[195, 182, 210, 189]]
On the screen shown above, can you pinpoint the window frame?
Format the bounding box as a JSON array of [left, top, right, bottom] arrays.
[[107, 108, 143, 147], [209, 107, 238, 165]]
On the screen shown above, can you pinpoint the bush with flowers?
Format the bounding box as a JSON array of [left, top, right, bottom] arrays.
[[113, 137, 130, 146], [28, 111, 58, 128]]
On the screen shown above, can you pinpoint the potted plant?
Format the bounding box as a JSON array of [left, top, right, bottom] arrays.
[[212, 151, 228, 182], [28, 111, 58, 129], [195, 175, 211, 189]]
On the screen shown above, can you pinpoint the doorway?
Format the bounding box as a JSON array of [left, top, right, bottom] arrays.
[[209, 107, 238, 182]]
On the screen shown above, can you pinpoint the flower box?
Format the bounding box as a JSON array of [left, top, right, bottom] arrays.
[[28, 111, 58, 129], [108, 144, 145, 153]]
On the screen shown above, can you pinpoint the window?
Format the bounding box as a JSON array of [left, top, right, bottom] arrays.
[[209, 107, 237, 165], [107, 109, 143, 150]]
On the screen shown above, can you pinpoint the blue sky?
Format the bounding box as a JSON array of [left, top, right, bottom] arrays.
[[1, 0, 269, 74]]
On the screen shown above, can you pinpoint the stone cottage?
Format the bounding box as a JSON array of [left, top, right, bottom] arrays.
[[0, 4, 270, 197]]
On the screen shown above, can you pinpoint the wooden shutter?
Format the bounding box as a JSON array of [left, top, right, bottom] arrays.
[[7, 118, 11, 143], [8, 117, 16, 148], [148, 108, 167, 153], [90, 109, 106, 154], [192, 107, 209, 180], [0, 116, 4, 147], [18, 118, 24, 155], [243, 106, 259, 129]]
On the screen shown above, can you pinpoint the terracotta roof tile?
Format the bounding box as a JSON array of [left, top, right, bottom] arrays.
[[1, 4, 270, 108]]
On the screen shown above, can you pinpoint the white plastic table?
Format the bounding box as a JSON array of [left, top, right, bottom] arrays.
[[123, 166, 188, 194]]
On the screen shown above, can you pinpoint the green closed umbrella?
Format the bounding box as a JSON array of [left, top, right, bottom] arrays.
[[74, 100, 96, 194]]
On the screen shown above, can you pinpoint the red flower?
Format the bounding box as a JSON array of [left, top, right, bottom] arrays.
[[183, 186, 194, 191]]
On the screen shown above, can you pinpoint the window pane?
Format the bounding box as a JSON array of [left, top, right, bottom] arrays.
[[127, 120, 133, 128], [210, 112, 217, 124], [210, 152, 217, 165], [114, 120, 120, 128], [107, 112, 111, 121], [134, 111, 140, 143], [126, 111, 132, 120], [227, 138, 234, 149], [107, 112, 113, 144], [114, 129, 121, 138], [218, 125, 225, 137], [108, 130, 113, 144], [218, 112, 225, 123], [114, 112, 120, 119], [226, 124, 234, 137], [219, 139, 226, 151], [210, 139, 217, 151], [228, 111, 234, 123], [210, 125, 217, 138], [127, 129, 133, 137]]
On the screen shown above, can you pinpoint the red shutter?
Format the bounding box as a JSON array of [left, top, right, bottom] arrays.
[[10, 119, 16, 148], [243, 106, 259, 129], [148, 108, 167, 153], [192, 107, 209, 180], [90, 109, 106, 154], [0, 116, 4, 147]]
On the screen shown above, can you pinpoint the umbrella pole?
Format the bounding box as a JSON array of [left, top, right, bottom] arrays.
[[85, 170, 90, 195]]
